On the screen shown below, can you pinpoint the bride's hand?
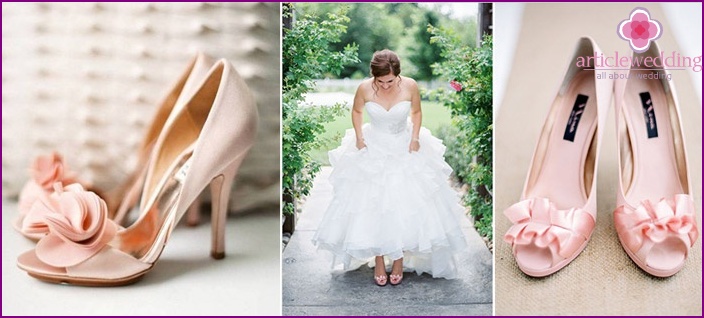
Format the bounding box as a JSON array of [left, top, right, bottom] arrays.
[[409, 139, 420, 153], [356, 138, 367, 150]]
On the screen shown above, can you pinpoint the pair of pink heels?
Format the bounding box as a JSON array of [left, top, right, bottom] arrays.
[[375, 275, 403, 287], [375, 273, 403, 287], [374, 272, 403, 287], [504, 37, 698, 278], [374, 257, 403, 286], [14, 53, 259, 286]]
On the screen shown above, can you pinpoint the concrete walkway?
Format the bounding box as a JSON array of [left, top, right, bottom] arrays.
[[282, 167, 493, 316]]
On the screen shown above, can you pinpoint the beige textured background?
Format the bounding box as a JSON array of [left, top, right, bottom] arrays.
[[1, 2, 280, 213], [495, 3, 702, 316]]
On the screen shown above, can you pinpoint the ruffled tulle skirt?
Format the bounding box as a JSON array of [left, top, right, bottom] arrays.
[[312, 122, 468, 279]]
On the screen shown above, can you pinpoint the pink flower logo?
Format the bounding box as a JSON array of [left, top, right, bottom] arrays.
[[618, 8, 662, 53]]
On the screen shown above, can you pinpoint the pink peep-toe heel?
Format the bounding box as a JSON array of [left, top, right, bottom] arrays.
[[504, 37, 612, 277], [612, 41, 698, 277]]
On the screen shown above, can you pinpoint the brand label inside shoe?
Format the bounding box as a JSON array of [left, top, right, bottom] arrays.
[[175, 157, 193, 183], [563, 94, 589, 142], [639, 92, 658, 138]]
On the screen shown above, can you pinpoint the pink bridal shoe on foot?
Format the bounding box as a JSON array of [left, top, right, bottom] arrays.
[[389, 258, 403, 286], [613, 41, 698, 277], [374, 274, 388, 287], [374, 256, 388, 286], [504, 37, 612, 277], [389, 273, 403, 285], [17, 59, 258, 286], [14, 53, 214, 241]]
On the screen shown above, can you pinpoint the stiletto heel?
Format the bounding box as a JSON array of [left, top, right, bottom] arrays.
[[209, 157, 246, 259], [17, 59, 258, 286], [613, 41, 698, 277], [503, 37, 612, 276], [185, 196, 202, 227], [186, 161, 242, 230]]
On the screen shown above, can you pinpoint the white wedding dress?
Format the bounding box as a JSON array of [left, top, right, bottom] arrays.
[[312, 101, 468, 279]]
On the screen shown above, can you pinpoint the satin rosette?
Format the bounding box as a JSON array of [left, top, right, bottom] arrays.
[[614, 194, 698, 258], [18, 152, 80, 217], [504, 197, 595, 270], [22, 183, 118, 268]]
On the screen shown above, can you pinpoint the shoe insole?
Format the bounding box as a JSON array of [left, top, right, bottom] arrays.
[[622, 70, 683, 204], [528, 70, 597, 210], [117, 151, 193, 260]]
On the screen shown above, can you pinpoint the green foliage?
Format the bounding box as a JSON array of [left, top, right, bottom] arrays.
[[283, 5, 359, 101], [282, 5, 360, 215], [282, 104, 346, 215], [429, 27, 493, 241], [407, 10, 443, 81], [329, 3, 401, 78], [295, 3, 477, 79]]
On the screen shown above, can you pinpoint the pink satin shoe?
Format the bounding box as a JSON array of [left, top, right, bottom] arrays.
[[389, 274, 403, 286], [17, 59, 258, 286], [613, 41, 698, 277], [14, 53, 214, 241], [389, 258, 403, 285], [504, 37, 612, 277], [375, 274, 388, 287], [374, 256, 388, 286], [109, 52, 215, 226]]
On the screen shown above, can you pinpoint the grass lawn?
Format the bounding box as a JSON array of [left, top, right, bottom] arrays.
[[311, 100, 452, 165]]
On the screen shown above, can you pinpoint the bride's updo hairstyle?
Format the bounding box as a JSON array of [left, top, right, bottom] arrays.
[[370, 49, 401, 78], [370, 49, 401, 93]]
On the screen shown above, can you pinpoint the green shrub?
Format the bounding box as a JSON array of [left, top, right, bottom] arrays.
[[282, 5, 359, 216], [429, 27, 493, 241]]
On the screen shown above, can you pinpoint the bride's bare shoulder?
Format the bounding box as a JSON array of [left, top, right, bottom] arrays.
[[356, 78, 374, 95], [400, 76, 418, 91]]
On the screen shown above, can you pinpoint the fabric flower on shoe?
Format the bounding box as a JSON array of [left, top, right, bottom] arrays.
[[18, 152, 80, 217], [23, 182, 118, 268]]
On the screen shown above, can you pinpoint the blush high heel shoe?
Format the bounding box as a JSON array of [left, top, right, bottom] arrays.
[[14, 52, 214, 241], [109, 52, 215, 226], [374, 274, 388, 287], [374, 256, 388, 286], [17, 59, 258, 286], [389, 258, 403, 286], [613, 41, 698, 277], [503, 37, 612, 277]]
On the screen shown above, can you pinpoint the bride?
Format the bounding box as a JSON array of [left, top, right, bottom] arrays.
[[312, 49, 468, 286]]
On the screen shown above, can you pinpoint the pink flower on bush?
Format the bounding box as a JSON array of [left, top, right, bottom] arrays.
[[449, 80, 462, 92], [618, 8, 662, 53]]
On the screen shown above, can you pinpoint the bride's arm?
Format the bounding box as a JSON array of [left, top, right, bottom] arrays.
[[352, 84, 366, 150], [409, 79, 422, 152]]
